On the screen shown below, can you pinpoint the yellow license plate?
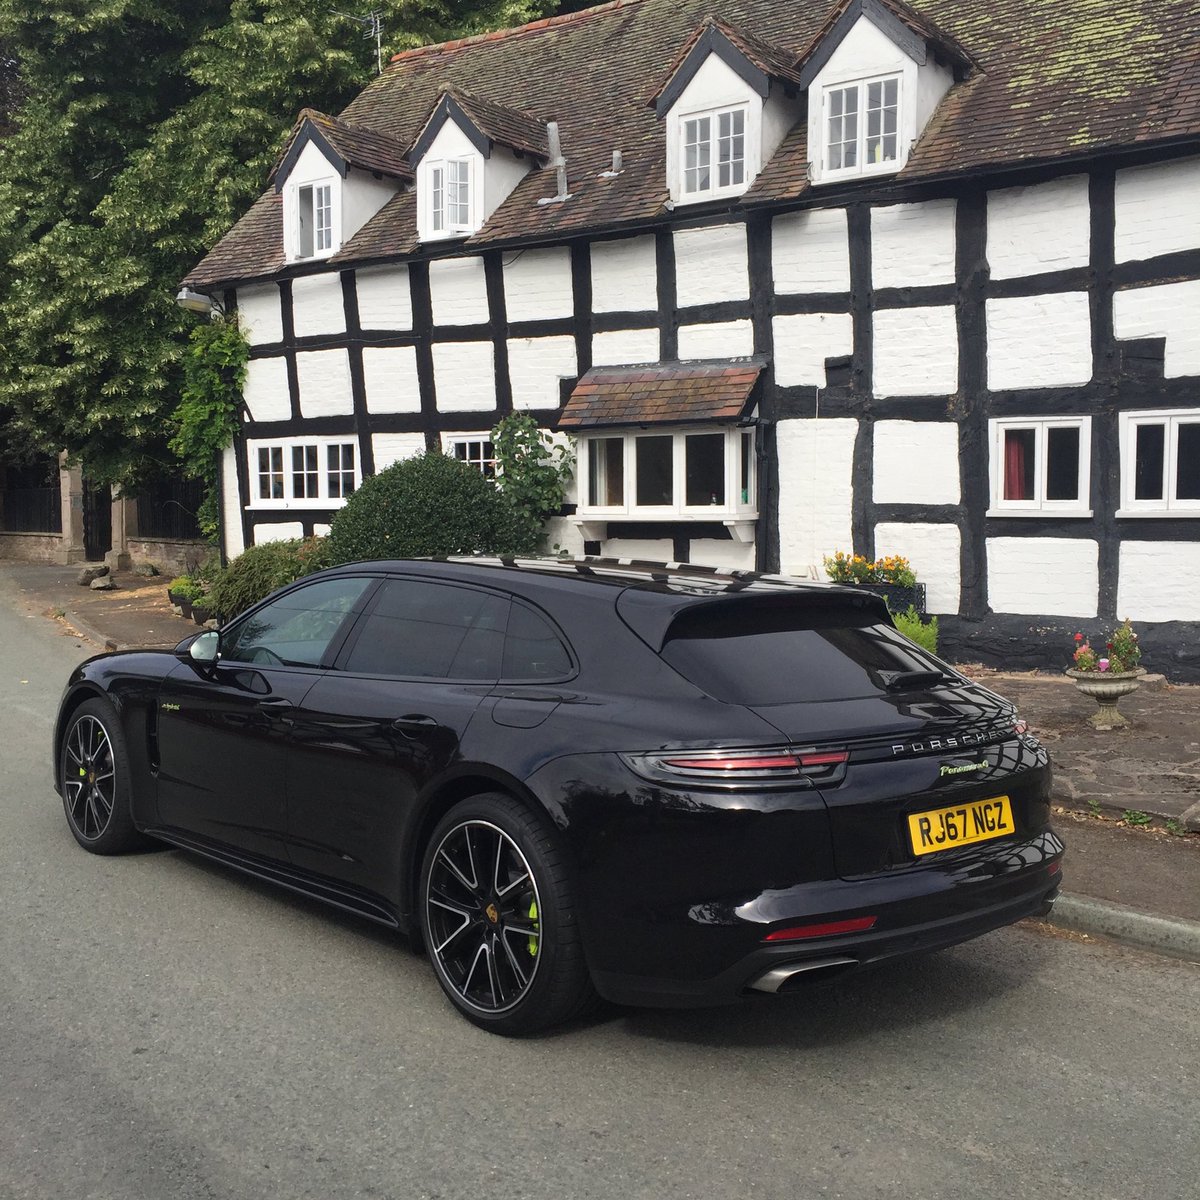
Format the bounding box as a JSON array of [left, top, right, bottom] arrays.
[[908, 796, 1014, 856]]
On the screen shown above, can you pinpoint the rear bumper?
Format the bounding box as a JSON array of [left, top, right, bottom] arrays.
[[588, 830, 1064, 1008]]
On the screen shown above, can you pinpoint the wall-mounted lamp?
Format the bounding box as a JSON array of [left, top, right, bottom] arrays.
[[175, 287, 224, 315]]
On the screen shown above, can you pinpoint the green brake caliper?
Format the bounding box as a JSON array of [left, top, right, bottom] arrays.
[[527, 899, 539, 957]]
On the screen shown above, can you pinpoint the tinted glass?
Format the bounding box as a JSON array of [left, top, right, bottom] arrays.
[[342, 579, 507, 680], [502, 604, 572, 680], [1045, 426, 1080, 501], [588, 438, 624, 507], [660, 599, 943, 705], [222, 577, 370, 667], [1002, 428, 1036, 500], [635, 436, 673, 506], [685, 434, 725, 507], [1134, 423, 1165, 500], [1176, 423, 1200, 500]]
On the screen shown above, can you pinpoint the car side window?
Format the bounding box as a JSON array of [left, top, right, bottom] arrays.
[[502, 603, 573, 680], [221, 577, 371, 668], [340, 579, 508, 680]]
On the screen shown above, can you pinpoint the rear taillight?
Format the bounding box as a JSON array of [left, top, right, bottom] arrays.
[[622, 747, 849, 787], [763, 916, 877, 942]]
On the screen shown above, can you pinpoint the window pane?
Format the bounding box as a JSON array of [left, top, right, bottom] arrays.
[[315, 184, 333, 251], [1045, 427, 1081, 501], [258, 446, 284, 499], [449, 160, 470, 226], [826, 86, 859, 171], [452, 439, 496, 479], [342, 580, 506, 679], [431, 166, 444, 232], [1176, 423, 1200, 500], [328, 443, 355, 499], [865, 76, 899, 164], [1002, 428, 1036, 501], [717, 108, 745, 188], [297, 185, 314, 257], [635, 436, 673, 506], [685, 433, 726, 506], [223, 578, 371, 667], [741, 431, 754, 505], [292, 444, 319, 498], [502, 603, 572, 680], [1134, 423, 1165, 500], [587, 438, 624, 507]]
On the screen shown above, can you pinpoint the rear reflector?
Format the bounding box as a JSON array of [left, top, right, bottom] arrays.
[[1047, 861, 1062, 876], [764, 916, 877, 942]]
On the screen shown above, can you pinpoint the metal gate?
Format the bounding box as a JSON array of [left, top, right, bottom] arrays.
[[82, 481, 112, 562]]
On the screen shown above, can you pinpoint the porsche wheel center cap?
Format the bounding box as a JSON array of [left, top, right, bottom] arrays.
[[484, 902, 500, 925]]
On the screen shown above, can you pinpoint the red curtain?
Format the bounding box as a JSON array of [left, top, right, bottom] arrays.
[[1004, 433, 1027, 501]]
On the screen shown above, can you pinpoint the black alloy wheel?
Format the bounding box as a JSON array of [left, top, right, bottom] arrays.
[[60, 698, 145, 855], [420, 793, 595, 1035]]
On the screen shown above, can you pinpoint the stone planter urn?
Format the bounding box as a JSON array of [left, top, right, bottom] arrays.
[[1065, 667, 1145, 730]]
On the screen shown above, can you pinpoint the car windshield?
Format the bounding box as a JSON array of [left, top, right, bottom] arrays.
[[659, 598, 949, 705]]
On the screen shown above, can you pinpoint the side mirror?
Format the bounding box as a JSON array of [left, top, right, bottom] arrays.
[[188, 630, 221, 664]]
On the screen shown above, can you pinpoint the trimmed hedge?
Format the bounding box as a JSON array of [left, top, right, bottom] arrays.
[[327, 451, 534, 565], [206, 537, 332, 619]]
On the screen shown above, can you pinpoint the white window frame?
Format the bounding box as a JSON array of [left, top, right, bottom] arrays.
[[442, 434, 498, 479], [677, 103, 750, 202], [426, 157, 475, 237], [1118, 408, 1200, 516], [288, 176, 340, 261], [248, 436, 361, 509], [987, 417, 1092, 517], [820, 73, 903, 181], [577, 426, 757, 520]]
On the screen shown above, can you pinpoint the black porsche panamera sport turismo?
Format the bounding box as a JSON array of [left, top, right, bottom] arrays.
[[54, 557, 1063, 1034]]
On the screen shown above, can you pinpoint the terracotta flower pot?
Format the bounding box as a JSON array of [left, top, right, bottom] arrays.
[[1065, 667, 1145, 730]]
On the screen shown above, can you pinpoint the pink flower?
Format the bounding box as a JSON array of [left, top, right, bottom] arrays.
[[1099, 658, 1110, 671]]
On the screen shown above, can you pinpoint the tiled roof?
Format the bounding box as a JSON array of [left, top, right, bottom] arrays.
[[331, 189, 420, 263], [272, 108, 412, 184], [184, 191, 283, 290], [557, 359, 765, 429], [187, 0, 1200, 287], [442, 86, 549, 159]]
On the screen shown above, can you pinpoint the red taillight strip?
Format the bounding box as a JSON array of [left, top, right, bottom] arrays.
[[662, 755, 800, 771], [797, 751, 849, 768], [763, 916, 877, 942]]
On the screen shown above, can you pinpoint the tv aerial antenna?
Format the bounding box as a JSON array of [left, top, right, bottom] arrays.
[[333, 9, 385, 74]]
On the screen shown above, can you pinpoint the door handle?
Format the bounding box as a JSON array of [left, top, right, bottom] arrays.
[[259, 697, 295, 716], [391, 713, 438, 730]]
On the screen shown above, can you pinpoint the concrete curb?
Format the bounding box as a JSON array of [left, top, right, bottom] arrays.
[[64, 609, 119, 653], [1048, 892, 1200, 962]]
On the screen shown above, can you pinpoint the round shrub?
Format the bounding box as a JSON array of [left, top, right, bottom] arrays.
[[327, 451, 534, 565], [206, 536, 332, 619]]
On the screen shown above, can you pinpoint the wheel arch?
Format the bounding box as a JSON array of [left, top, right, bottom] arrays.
[[53, 684, 109, 788]]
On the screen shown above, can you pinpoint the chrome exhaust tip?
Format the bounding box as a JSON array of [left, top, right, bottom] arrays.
[[747, 956, 858, 994]]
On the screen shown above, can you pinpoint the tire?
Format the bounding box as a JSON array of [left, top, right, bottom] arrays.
[[419, 792, 596, 1035], [59, 697, 146, 855]]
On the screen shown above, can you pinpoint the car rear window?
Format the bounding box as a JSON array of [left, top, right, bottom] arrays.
[[659, 598, 947, 704]]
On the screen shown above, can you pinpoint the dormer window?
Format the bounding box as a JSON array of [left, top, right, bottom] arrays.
[[822, 74, 900, 176], [430, 159, 473, 234], [682, 106, 747, 197], [297, 182, 335, 257]]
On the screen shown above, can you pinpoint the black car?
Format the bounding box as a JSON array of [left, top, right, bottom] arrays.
[[54, 557, 1063, 1033]]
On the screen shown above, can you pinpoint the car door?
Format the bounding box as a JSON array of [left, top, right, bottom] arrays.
[[284, 576, 508, 899], [154, 575, 375, 859]]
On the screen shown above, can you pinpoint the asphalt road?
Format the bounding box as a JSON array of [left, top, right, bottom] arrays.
[[2, 570, 1198, 1200]]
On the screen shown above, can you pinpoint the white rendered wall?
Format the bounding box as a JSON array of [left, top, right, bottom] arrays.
[[591, 236, 657, 313], [1114, 157, 1200, 263], [282, 141, 343, 262], [677, 319, 754, 360], [674, 224, 749, 306], [291, 274, 347, 339], [237, 284, 283, 345], [1113, 280, 1200, 378], [688, 539, 756, 571], [254, 521, 304, 545], [372, 433, 426, 471], [1118, 542, 1200, 622], [503, 247, 573, 322], [987, 537, 1099, 617], [776, 417, 857, 575], [429, 256, 490, 326], [295, 349, 354, 417], [872, 421, 960, 504], [432, 341, 496, 411], [483, 145, 532, 223], [342, 165, 398, 244], [871, 200, 956, 289], [872, 306, 958, 396], [543, 515, 586, 557], [986, 176, 1090, 280], [772, 312, 854, 387], [603, 538, 675, 562], [362, 345, 421, 413], [221, 445, 245, 557], [507, 336, 577, 409], [356, 265, 412, 329], [873, 521, 960, 613], [242, 358, 291, 422], [773, 208, 851, 293], [591, 328, 660, 366], [986, 294, 1092, 390], [313, 523, 331, 537]]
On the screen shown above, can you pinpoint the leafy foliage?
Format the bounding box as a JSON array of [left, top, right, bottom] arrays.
[[824, 551, 917, 588], [327, 451, 534, 565], [168, 317, 249, 540], [491, 413, 573, 548], [206, 536, 332, 618], [893, 605, 939, 654]]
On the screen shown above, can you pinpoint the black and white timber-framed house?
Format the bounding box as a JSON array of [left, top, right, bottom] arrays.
[[182, 0, 1200, 678]]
